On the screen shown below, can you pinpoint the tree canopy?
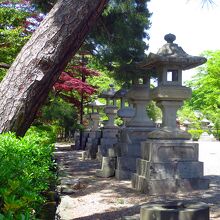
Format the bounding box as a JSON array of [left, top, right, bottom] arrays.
[[0, 6, 31, 80], [187, 50, 220, 122], [87, 0, 152, 82]]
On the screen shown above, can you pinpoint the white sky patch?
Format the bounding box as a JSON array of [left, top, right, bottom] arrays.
[[146, 0, 220, 82]]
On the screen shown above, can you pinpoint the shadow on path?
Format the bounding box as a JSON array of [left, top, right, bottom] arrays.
[[55, 143, 220, 220]]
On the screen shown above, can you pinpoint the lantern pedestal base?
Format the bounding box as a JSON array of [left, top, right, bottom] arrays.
[[132, 139, 209, 194]]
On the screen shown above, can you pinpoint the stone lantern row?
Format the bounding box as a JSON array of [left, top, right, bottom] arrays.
[[85, 34, 209, 194]]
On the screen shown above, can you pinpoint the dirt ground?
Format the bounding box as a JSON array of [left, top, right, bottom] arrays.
[[55, 143, 220, 220]]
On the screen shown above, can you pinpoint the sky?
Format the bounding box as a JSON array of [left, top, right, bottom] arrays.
[[146, 0, 220, 82]]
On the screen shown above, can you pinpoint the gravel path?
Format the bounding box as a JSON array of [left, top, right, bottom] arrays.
[[55, 142, 220, 220]]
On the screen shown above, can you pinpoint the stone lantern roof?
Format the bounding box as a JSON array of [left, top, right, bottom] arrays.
[[87, 100, 105, 108], [113, 88, 127, 99], [99, 84, 116, 99], [140, 33, 207, 70]]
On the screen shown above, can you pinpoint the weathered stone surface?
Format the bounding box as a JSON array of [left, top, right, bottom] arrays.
[[96, 156, 116, 178], [87, 130, 101, 139], [147, 99, 191, 140], [86, 144, 98, 159], [100, 137, 118, 145], [115, 127, 155, 180], [151, 86, 192, 101], [148, 127, 191, 140], [140, 202, 209, 220], [104, 105, 118, 128], [108, 147, 117, 157], [117, 106, 135, 127], [133, 139, 209, 194], [120, 143, 141, 157], [136, 160, 204, 179], [96, 168, 115, 178], [81, 151, 86, 160], [126, 84, 155, 128], [117, 157, 137, 171], [74, 130, 90, 150], [90, 112, 100, 131], [97, 126, 119, 160], [132, 173, 209, 195], [102, 128, 119, 138], [85, 130, 101, 159], [120, 214, 140, 220], [140, 140, 198, 162], [115, 169, 132, 180]]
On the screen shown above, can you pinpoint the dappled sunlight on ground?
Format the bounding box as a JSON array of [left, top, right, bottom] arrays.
[[55, 142, 220, 220]]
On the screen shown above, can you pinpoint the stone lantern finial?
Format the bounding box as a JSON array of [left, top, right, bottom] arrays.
[[164, 33, 176, 43]]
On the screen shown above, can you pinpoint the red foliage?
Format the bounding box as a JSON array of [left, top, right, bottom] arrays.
[[54, 72, 97, 95], [59, 94, 81, 107], [72, 66, 100, 76], [53, 65, 100, 108]]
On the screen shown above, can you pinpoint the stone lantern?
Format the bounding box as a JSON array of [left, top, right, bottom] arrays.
[[85, 99, 104, 159], [99, 84, 118, 128], [183, 119, 191, 131], [140, 33, 207, 140], [126, 77, 155, 128], [96, 84, 119, 160], [201, 118, 210, 130], [132, 34, 209, 194], [115, 76, 156, 180], [96, 85, 120, 177], [87, 99, 105, 131], [114, 88, 135, 127]]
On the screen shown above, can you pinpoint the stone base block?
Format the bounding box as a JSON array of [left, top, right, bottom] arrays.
[[96, 168, 115, 178], [120, 143, 141, 157], [136, 160, 204, 179], [115, 169, 132, 180], [97, 144, 114, 158], [100, 137, 118, 145], [96, 157, 116, 178], [140, 202, 209, 220], [88, 131, 101, 139], [87, 138, 99, 145], [132, 173, 209, 195], [108, 147, 117, 157], [178, 178, 209, 192], [117, 157, 137, 171], [115, 156, 140, 180], [141, 140, 199, 162], [120, 127, 154, 144], [102, 129, 119, 138], [86, 144, 98, 159]]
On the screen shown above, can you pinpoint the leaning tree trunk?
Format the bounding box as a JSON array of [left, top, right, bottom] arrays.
[[0, 0, 108, 136]]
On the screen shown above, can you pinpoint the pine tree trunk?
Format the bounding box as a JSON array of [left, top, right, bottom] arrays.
[[0, 0, 108, 136]]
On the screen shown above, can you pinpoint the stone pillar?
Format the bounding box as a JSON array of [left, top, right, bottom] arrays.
[[96, 104, 119, 177], [96, 85, 120, 177], [85, 112, 101, 159], [74, 130, 90, 150], [148, 86, 192, 140], [115, 80, 155, 180], [97, 104, 119, 159], [104, 105, 118, 128], [126, 83, 154, 128]]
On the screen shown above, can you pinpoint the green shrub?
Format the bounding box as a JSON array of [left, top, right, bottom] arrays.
[[188, 129, 204, 141], [0, 126, 57, 219]]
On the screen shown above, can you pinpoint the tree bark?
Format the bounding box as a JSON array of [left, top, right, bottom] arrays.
[[0, 0, 108, 136]]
